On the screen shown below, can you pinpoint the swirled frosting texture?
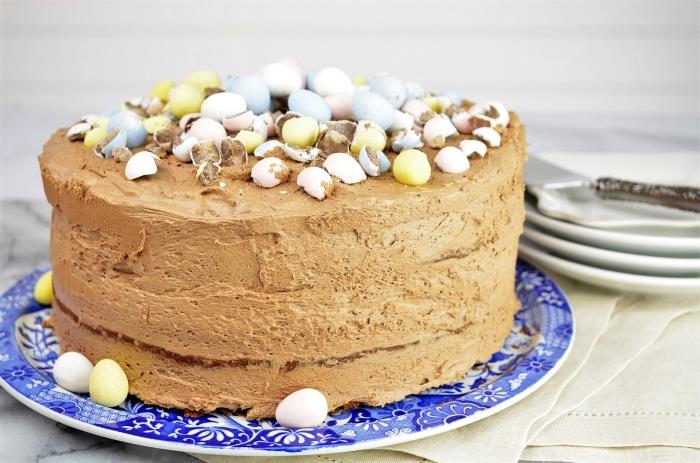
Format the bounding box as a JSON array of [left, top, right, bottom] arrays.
[[40, 113, 526, 418]]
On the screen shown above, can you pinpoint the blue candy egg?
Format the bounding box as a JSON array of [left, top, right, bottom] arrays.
[[101, 129, 127, 158], [288, 89, 331, 122], [306, 68, 319, 92], [440, 90, 463, 106], [107, 111, 147, 148], [351, 91, 396, 130], [404, 81, 425, 101], [368, 75, 406, 109], [227, 74, 271, 115]]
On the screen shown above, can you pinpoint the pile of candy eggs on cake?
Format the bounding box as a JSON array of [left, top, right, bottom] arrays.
[[65, 59, 510, 201], [33, 270, 330, 428]]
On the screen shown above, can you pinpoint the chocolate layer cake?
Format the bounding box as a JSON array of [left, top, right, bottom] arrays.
[[39, 64, 526, 418]]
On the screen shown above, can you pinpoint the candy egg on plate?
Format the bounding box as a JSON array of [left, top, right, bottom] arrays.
[[53, 352, 93, 393], [89, 359, 129, 407], [275, 388, 329, 428]]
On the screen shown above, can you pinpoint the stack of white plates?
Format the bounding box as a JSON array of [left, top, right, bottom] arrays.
[[519, 152, 700, 295]]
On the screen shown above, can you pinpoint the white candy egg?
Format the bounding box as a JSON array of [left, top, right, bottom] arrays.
[[390, 110, 415, 132], [451, 111, 473, 134], [323, 152, 367, 184], [435, 146, 470, 174], [187, 118, 227, 149], [260, 112, 277, 137], [324, 94, 353, 120], [460, 139, 488, 157], [275, 388, 328, 428], [473, 127, 501, 148], [222, 110, 255, 132], [125, 151, 158, 180], [251, 156, 290, 188], [313, 67, 354, 97], [260, 62, 303, 97], [200, 92, 247, 122], [173, 136, 198, 162], [401, 99, 433, 124], [422, 115, 457, 148], [297, 166, 334, 200], [53, 352, 93, 393]]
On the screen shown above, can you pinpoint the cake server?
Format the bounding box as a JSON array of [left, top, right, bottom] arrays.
[[524, 156, 700, 213]]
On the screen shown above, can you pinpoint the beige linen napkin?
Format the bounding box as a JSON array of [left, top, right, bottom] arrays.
[[191, 277, 699, 463]]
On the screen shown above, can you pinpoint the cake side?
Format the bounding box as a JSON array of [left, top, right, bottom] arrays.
[[41, 113, 526, 418]]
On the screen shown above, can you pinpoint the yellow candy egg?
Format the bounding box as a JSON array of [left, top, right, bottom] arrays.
[[89, 359, 129, 407], [34, 271, 53, 305], [149, 80, 175, 102], [93, 116, 110, 128], [281, 116, 319, 148], [393, 149, 432, 186], [168, 83, 204, 118], [143, 115, 172, 134], [234, 130, 266, 154], [352, 74, 368, 86], [83, 126, 108, 148], [350, 127, 386, 154], [183, 70, 221, 91]]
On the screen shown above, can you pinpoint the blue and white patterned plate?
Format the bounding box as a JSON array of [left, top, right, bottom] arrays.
[[0, 260, 573, 456]]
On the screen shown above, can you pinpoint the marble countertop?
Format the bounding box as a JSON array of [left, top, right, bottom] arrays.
[[0, 116, 697, 462]]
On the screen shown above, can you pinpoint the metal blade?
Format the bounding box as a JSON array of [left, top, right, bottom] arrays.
[[524, 156, 592, 189]]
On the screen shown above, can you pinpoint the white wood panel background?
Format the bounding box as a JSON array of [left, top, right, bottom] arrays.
[[1, 0, 698, 115]]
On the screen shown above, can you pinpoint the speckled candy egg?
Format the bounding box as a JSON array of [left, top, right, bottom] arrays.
[[288, 89, 332, 122], [251, 156, 290, 188], [200, 92, 247, 122], [53, 352, 93, 393], [107, 111, 147, 148], [351, 91, 396, 130], [89, 359, 129, 407], [187, 118, 227, 147], [275, 388, 329, 428], [313, 67, 354, 97], [225, 74, 271, 115], [260, 62, 303, 98], [369, 75, 406, 109]]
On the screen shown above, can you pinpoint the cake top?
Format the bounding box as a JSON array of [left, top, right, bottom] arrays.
[[48, 59, 518, 213]]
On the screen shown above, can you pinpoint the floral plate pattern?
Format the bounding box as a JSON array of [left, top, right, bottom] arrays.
[[0, 260, 573, 456]]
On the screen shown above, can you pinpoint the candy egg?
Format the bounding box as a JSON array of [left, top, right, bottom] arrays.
[[351, 91, 396, 130], [404, 81, 425, 101], [392, 149, 431, 186], [323, 152, 366, 184], [89, 359, 129, 407], [251, 156, 290, 188], [469, 101, 510, 128], [435, 146, 470, 174], [275, 388, 329, 428], [305, 68, 319, 92], [460, 139, 488, 158], [149, 80, 175, 102], [288, 89, 332, 122], [281, 116, 319, 148], [369, 75, 406, 109], [282, 144, 320, 163], [168, 83, 205, 118], [125, 151, 158, 180], [451, 111, 473, 134], [226, 74, 271, 115], [222, 110, 255, 132], [173, 136, 198, 162], [107, 111, 147, 148], [187, 118, 227, 148], [422, 115, 457, 148], [142, 115, 171, 135], [234, 130, 266, 154], [391, 129, 423, 152], [53, 352, 93, 393], [352, 74, 369, 86], [200, 92, 247, 122], [253, 139, 286, 158], [260, 112, 277, 137], [401, 99, 434, 124], [297, 167, 334, 200], [94, 129, 127, 158], [34, 270, 53, 305], [183, 70, 221, 91], [260, 62, 303, 98], [350, 123, 387, 155], [389, 110, 414, 132], [83, 126, 108, 148], [179, 112, 201, 131], [66, 122, 92, 141], [473, 127, 501, 148], [423, 95, 454, 114], [313, 67, 354, 97], [324, 94, 353, 120], [358, 146, 389, 177], [440, 90, 463, 106]]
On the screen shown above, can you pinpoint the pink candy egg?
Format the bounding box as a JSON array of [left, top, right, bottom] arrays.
[[325, 94, 353, 120], [187, 118, 227, 149]]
